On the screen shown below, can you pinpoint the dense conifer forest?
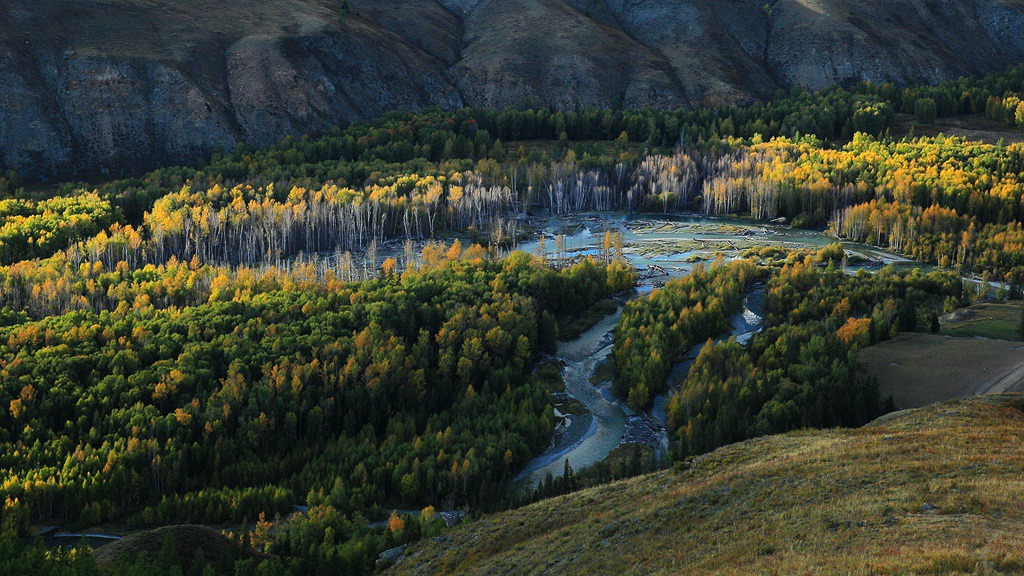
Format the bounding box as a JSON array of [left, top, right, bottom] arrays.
[[662, 252, 962, 457]]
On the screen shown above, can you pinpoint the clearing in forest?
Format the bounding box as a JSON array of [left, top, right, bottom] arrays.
[[861, 333, 1024, 409]]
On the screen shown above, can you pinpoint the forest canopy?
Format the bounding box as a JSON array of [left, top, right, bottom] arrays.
[[0, 248, 635, 574]]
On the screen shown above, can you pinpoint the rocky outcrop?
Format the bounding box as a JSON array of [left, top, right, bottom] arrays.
[[0, 0, 463, 179], [766, 0, 1024, 90], [2, 0, 1024, 180], [599, 0, 773, 104], [224, 26, 462, 147], [449, 0, 688, 110]]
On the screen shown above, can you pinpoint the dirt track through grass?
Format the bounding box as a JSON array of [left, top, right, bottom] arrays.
[[891, 113, 1024, 145], [861, 333, 1024, 409]]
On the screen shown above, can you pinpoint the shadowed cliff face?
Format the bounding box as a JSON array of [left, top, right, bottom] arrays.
[[0, 0, 464, 179], [2, 0, 1024, 179], [766, 0, 1024, 89], [449, 0, 689, 111]]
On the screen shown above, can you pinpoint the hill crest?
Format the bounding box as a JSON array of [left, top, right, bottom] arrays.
[[390, 395, 1024, 575]]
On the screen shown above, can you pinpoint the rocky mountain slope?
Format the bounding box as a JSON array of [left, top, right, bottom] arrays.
[[3, 0, 1024, 179], [388, 395, 1024, 575]]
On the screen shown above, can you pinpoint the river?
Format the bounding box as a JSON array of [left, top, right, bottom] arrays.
[[513, 212, 921, 489], [514, 212, 918, 273]]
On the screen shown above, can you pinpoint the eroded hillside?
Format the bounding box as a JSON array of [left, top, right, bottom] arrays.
[[3, 0, 1024, 178]]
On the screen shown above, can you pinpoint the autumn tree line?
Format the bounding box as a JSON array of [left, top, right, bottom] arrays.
[[0, 64, 1022, 278], [0, 193, 118, 265], [0, 246, 636, 574], [698, 134, 1024, 283], [612, 246, 964, 460], [9, 130, 1024, 289]]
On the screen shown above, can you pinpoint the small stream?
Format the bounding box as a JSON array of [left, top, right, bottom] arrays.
[[513, 310, 629, 487], [514, 287, 766, 489], [649, 287, 766, 431]]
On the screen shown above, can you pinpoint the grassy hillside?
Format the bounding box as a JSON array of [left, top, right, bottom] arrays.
[[391, 395, 1024, 575], [93, 525, 264, 572], [940, 301, 1024, 341]]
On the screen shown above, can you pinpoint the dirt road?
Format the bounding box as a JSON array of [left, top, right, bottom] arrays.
[[861, 333, 1024, 409]]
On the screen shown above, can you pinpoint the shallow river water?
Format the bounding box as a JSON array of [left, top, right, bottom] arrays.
[[514, 212, 918, 273], [513, 311, 628, 486]]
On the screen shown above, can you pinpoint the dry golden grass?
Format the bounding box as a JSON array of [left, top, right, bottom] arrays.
[[392, 395, 1024, 575]]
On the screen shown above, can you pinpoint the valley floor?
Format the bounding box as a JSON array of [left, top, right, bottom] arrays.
[[862, 300, 1024, 409], [862, 333, 1024, 409]]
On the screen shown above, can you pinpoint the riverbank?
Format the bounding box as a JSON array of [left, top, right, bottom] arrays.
[[509, 212, 925, 490], [514, 309, 630, 489]]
